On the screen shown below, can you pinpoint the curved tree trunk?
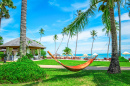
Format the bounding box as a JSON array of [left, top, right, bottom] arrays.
[[75, 32, 78, 57], [56, 35, 64, 53], [67, 33, 71, 48], [107, 3, 121, 73], [91, 39, 94, 59], [117, 1, 121, 57], [107, 33, 110, 59], [20, 0, 27, 57], [55, 41, 56, 55]]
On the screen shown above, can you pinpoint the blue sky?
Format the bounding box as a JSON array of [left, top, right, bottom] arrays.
[[0, 0, 130, 55]]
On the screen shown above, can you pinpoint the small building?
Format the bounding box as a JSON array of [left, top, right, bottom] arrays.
[[0, 37, 46, 61]]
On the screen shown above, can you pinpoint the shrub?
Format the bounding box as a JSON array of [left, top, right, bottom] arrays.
[[0, 56, 46, 84], [0, 54, 7, 59], [118, 56, 129, 62], [26, 53, 34, 59], [41, 49, 46, 58]]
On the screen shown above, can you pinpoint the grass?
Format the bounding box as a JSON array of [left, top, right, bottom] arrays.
[[33, 59, 130, 67], [1, 59, 130, 67], [0, 68, 130, 86]]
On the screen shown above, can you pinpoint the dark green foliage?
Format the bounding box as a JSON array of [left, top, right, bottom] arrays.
[[118, 56, 129, 62], [33, 40, 43, 46], [26, 53, 34, 59], [0, 36, 3, 45], [41, 49, 46, 58], [17, 56, 33, 63], [0, 57, 46, 84], [0, 53, 7, 58]]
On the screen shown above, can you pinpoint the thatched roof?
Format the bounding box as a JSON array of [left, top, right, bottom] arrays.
[[0, 49, 18, 52], [0, 37, 46, 49]]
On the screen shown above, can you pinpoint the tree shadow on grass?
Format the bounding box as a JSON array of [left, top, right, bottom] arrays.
[[92, 70, 130, 86], [23, 69, 130, 86]]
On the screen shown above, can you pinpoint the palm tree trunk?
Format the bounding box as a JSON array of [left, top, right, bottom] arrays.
[[75, 32, 78, 57], [20, 0, 27, 57], [117, 1, 121, 57], [0, 18, 1, 29], [67, 33, 71, 47], [55, 41, 56, 55], [91, 39, 94, 59], [56, 35, 64, 53], [107, 3, 121, 73], [107, 33, 110, 59]]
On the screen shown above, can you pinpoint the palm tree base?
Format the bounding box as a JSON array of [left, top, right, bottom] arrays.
[[107, 58, 121, 74]]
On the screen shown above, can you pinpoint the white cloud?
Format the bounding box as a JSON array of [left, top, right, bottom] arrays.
[[71, 0, 90, 10], [95, 12, 103, 18], [121, 21, 130, 35], [56, 13, 74, 23], [14, 1, 21, 6], [115, 12, 130, 21], [48, 0, 59, 7], [61, 1, 90, 12], [1, 18, 13, 28]]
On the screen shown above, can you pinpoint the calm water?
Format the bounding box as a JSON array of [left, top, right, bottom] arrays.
[[63, 54, 130, 59]]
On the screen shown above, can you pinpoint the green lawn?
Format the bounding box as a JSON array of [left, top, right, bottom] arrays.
[[34, 59, 130, 67], [0, 69, 130, 86], [1, 59, 130, 67]]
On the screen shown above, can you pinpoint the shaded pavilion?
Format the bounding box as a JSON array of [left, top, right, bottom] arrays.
[[0, 37, 46, 61]]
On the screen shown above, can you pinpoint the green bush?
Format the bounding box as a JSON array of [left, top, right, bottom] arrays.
[[118, 56, 129, 62], [26, 53, 34, 59], [0, 54, 7, 58], [0, 56, 46, 84], [41, 49, 46, 58]]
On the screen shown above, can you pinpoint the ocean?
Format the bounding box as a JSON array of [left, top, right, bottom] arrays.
[[63, 54, 130, 59]]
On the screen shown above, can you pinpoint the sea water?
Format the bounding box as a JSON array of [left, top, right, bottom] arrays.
[[63, 54, 130, 59]]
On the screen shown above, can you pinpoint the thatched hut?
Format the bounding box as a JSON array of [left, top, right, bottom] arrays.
[[0, 37, 46, 61]]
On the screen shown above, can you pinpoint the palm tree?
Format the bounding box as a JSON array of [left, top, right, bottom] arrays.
[[0, 36, 3, 45], [39, 28, 44, 42], [56, 27, 66, 53], [117, 0, 121, 57], [53, 34, 58, 55], [20, 0, 27, 57], [126, 0, 130, 17], [100, 4, 119, 59], [74, 10, 82, 57], [62, 47, 72, 57], [90, 30, 97, 58], [67, 0, 121, 73], [0, 0, 16, 29]]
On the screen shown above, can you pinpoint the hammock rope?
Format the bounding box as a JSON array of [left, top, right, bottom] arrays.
[[47, 51, 98, 72]]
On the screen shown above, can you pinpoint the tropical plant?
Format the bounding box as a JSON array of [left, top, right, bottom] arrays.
[[26, 53, 33, 59], [0, 0, 16, 29], [39, 28, 44, 42], [56, 27, 66, 53], [41, 49, 46, 58], [100, 5, 119, 59], [0, 56, 46, 84], [53, 34, 58, 55], [90, 30, 97, 58], [20, 0, 27, 57], [74, 10, 82, 57], [68, 0, 121, 73], [117, 0, 122, 57], [126, 0, 130, 17], [0, 36, 3, 45], [62, 47, 72, 57]]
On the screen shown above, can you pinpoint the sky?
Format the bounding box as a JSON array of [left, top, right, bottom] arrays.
[[0, 0, 130, 55]]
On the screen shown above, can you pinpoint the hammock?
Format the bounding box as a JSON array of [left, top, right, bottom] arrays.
[[47, 51, 98, 72]]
